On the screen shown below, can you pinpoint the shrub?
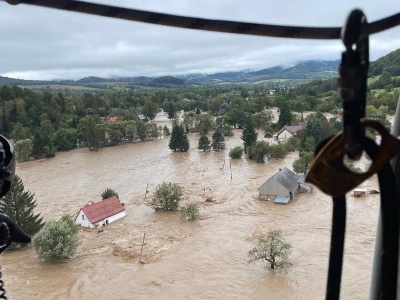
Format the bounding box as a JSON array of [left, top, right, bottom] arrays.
[[151, 182, 183, 211], [229, 146, 244, 159], [180, 203, 199, 221], [33, 216, 79, 261], [101, 188, 119, 200]]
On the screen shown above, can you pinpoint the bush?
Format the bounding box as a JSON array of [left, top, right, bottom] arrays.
[[180, 203, 199, 221], [33, 216, 79, 261], [229, 146, 244, 159], [101, 188, 119, 200], [151, 182, 183, 211]]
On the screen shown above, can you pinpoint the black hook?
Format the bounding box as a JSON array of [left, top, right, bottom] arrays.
[[339, 9, 369, 160]]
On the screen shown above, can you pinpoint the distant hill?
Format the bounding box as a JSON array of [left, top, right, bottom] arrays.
[[76, 76, 108, 83], [369, 49, 400, 77], [152, 76, 186, 85], [0, 76, 52, 85]]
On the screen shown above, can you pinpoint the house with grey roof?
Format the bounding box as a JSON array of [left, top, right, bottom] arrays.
[[275, 122, 306, 140], [259, 167, 304, 204]]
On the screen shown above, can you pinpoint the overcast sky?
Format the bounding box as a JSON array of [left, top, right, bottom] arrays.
[[1, 0, 400, 80]]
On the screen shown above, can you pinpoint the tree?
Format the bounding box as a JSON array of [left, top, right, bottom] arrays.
[[278, 103, 293, 127], [198, 134, 211, 151], [229, 146, 244, 159], [0, 175, 44, 249], [241, 118, 258, 153], [248, 230, 293, 271], [293, 152, 314, 174], [163, 125, 170, 136], [54, 128, 77, 151], [169, 124, 190, 152], [77, 115, 104, 151], [167, 102, 175, 119], [211, 129, 226, 151], [142, 99, 158, 120], [151, 182, 183, 211], [101, 188, 119, 200], [14, 139, 32, 162], [33, 215, 79, 261]]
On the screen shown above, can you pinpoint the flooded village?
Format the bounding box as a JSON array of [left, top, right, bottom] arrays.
[[3, 112, 381, 300]]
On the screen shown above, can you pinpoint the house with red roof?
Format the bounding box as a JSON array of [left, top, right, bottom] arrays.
[[75, 196, 126, 228]]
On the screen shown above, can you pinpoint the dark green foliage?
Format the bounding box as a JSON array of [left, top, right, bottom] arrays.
[[151, 182, 183, 211], [211, 129, 225, 151], [247, 141, 270, 163], [248, 230, 293, 271], [54, 128, 77, 151], [198, 134, 211, 151], [241, 118, 258, 153], [0, 175, 44, 249], [142, 99, 158, 120], [229, 146, 244, 159], [169, 124, 190, 152], [278, 103, 293, 127], [33, 215, 79, 261], [163, 125, 171, 136], [101, 188, 119, 200], [180, 203, 199, 221], [167, 102, 175, 119], [14, 139, 32, 162], [293, 152, 314, 174]]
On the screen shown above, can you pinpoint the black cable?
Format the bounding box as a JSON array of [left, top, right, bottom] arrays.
[[326, 196, 346, 300], [2, 0, 400, 40]]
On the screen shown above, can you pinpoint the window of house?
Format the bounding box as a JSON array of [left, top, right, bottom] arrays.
[[82, 215, 84, 220]]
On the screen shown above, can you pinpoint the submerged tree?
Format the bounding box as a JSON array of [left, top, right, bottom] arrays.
[[248, 229, 293, 271], [101, 188, 119, 200], [169, 124, 190, 152], [198, 134, 211, 151], [151, 182, 183, 211], [211, 129, 226, 152], [241, 118, 258, 153], [0, 174, 44, 249], [33, 215, 79, 261]]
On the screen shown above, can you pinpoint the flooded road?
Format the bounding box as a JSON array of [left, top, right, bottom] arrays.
[[3, 119, 380, 299]]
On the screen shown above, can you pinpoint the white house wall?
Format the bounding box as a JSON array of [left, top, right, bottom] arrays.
[[93, 211, 126, 228], [259, 179, 290, 200], [75, 210, 94, 228], [277, 129, 292, 140]]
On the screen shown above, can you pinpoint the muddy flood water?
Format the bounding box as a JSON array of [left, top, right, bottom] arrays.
[[3, 116, 381, 299]]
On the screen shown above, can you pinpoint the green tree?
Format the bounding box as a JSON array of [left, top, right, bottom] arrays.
[[142, 99, 158, 120], [169, 124, 190, 152], [33, 215, 79, 261], [293, 152, 314, 174], [151, 182, 183, 211], [229, 146, 244, 159], [167, 102, 175, 119], [11, 122, 31, 143], [248, 229, 293, 271], [194, 113, 215, 135], [163, 125, 170, 136], [211, 129, 225, 152], [180, 203, 199, 221], [77, 115, 104, 151], [241, 118, 258, 153], [248, 141, 270, 163], [278, 103, 293, 127], [32, 116, 56, 158], [14, 139, 32, 162], [198, 134, 211, 151], [0, 175, 44, 249], [54, 128, 77, 151], [101, 188, 119, 200]]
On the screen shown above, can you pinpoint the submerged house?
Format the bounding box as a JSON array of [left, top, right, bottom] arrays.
[[259, 167, 303, 204], [275, 122, 307, 140], [75, 196, 126, 228]]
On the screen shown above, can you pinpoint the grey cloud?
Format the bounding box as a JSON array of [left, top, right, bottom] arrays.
[[1, 0, 400, 80]]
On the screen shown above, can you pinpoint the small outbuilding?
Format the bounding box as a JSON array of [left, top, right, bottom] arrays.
[[259, 167, 302, 204], [275, 122, 307, 140], [75, 196, 126, 228]]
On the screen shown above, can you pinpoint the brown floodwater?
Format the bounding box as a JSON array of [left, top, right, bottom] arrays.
[[2, 115, 381, 299]]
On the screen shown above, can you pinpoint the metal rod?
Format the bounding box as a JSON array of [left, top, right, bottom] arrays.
[[139, 231, 146, 264]]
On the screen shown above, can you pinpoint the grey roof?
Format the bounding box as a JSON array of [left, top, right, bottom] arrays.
[[297, 176, 313, 186], [271, 167, 301, 194], [277, 122, 306, 137]]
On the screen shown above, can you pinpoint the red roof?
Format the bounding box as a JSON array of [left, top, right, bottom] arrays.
[[81, 196, 125, 224]]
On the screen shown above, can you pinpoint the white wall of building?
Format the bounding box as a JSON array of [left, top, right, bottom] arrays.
[[75, 210, 126, 229]]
